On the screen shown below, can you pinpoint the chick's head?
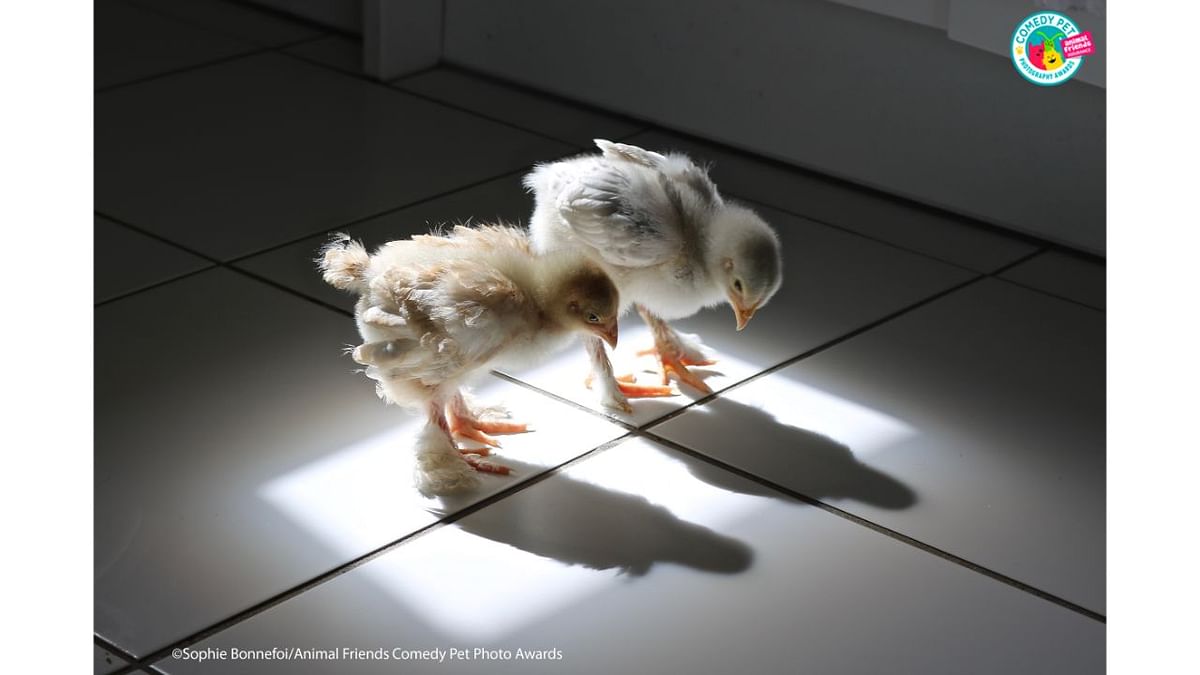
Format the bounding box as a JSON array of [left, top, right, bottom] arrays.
[[550, 263, 621, 348], [711, 204, 783, 330]]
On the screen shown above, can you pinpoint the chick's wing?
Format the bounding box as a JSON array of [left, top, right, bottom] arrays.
[[556, 160, 686, 269]]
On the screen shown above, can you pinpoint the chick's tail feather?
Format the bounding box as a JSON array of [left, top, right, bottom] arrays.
[[318, 233, 370, 293]]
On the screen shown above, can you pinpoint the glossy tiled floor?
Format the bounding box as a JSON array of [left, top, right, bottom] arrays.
[[94, 3, 1105, 673]]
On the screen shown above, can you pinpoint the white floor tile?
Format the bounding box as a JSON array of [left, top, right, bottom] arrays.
[[395, 68, 644, 147], [235, 175, 536, 311], [96, 53, 573, 260], [506, 203, 974, 425], [95, 268, 624, 655], [624, 130, 1037, 273], [95, 216, 212, 303], [156, 438, 1103, 675], [96, 0, 257, 89], [653, 279, 1104, 613], [1000, 250, 1105, 310]]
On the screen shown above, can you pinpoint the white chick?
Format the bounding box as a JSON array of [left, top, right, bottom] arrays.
[[318, 225, 620, 495], [525, 140, 783, 411]]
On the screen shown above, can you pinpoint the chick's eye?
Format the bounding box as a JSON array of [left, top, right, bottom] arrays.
[[587, 313, 600, 323], [733, 279, 743, 293]]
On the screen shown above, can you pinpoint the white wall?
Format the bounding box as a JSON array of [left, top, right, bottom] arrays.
[[444, 0, 1105, 254]]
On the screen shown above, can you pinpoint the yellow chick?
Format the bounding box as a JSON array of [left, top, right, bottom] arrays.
[[526, 140, 783, 410], [319, 225, 620, 495]]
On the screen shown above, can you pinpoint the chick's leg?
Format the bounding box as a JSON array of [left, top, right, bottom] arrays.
[[445, 391, 530, 449], [413, 401, 481, 496], [636, 305, 717, 395], [428, 398, 510, 477], [583, 337, 674, 413]]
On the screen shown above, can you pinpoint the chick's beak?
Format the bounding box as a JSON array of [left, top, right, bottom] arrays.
[[594, 320, 619, 349], [731, 298, 759, 331]]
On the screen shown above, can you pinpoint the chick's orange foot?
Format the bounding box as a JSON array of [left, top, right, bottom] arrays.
[[635, 346, 718, 367], [638, 346, 717, 395], [616, 379, 676, 398], [445, 402, 531, 449], [584, 372, 675, 399]]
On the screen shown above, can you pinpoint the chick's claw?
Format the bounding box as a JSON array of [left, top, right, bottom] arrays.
[[473, 419, 530, 435], [450, 424, 501, 448], [604, 390, 633, 414], [461, 452, 512, 475], [584, 373, 675, 402], [446, 411, 531, 448], [636, 346, 718, 367], [616, 379, 676, 398], [655, 351, 715, 394]]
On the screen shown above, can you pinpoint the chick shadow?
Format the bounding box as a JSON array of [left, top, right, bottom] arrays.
[[659, 396, 918, 509], [432, 459, 754, 577]]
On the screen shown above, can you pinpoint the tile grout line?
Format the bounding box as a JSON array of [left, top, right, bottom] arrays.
[[222, 166, 539, 264], [95, 33, 329, 95], [98, 44, 1052, 310], [726, 191, 980, 275], [492, 265, 1001, 458], [429, 62, 1101, 261], [99, 244, 1087, 663], [95, 235, 1049, 656], [1042, 242, 1105, 266], [991, 277, 1105, 313], [978, 246, 1048, 276], [640, 276, 984, 433], [274, 46, 593, 150], [93, 210, 232, 286], [96, 45, 275, 94], [280, 36, 658, 151], [95, 634, 140, 671], [340, 54, 646, 149], [107, 433, 636, 674], [489, 370, 640, 433], [91, 16, 1105, 661], [278, 45, 594, 150], [220, 123, 655, 265], [232, 266, 357, 317], [124, 0, 340, 44], [629, 134, 1073, 257], [96, 209, 357, 319], [95, 120, 653, 670], [95, 264, 220, 308], [218, 123, 657, 265], [392, 82, 592, 148], [96, 47, 1094, 647], [266, 43, 1055, 281], [722, 192, 1101, 312], [638, 429, 1106, 624], [94, 211, 222, 264], [641, 247, 1045, 434], [496, 359, 1107, 628], [434, 61, 655, 139], [99, 42, 1096, 272], [99, 134, 644, 278], [504, 249, 1047, 451]]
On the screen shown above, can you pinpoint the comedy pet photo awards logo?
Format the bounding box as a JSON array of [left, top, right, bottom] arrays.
[[1011, 11, 1095, 86]]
